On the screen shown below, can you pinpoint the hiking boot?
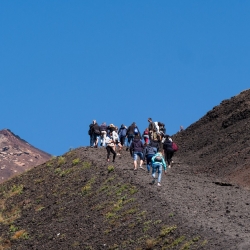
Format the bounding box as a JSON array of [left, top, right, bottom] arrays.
[[139, 166, 145, 170], [157, 183, 161, 187]]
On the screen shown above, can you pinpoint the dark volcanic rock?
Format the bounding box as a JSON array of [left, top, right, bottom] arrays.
[[0, 129, 51, 183], [172, 89, 250, 188]]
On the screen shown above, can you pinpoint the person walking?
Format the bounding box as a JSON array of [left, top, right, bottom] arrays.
[[163, 135, 174, 168], [143, 128, 150, 145], [100, 122, 108, 147], [88, 122, 94, 147], [118, 124, 127, 147], [151, 152, 167, 186], [90, 120, 101, 148], [130, 134, 144, 171], [112, 127, 122, 155], [105, 133, 116, 162], [126, 122, 141, 151], [143, 143, 157, 173]]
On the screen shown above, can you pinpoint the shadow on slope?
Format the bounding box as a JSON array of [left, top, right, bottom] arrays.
[[0, 147, 208, 250], [173, 89, 250, 188]]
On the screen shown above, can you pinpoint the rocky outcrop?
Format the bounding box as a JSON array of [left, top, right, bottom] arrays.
[[0, 129, 51, 183]]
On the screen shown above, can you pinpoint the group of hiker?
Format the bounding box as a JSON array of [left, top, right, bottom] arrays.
[[88, 118, 179, 187]]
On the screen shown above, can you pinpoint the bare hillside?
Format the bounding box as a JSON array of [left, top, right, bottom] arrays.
[[173, 89, 250, 188], [0, 129, 51, 183]]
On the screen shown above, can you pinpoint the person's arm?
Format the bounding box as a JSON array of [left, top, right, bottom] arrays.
[[162, 158, 167, 173], [130, 142, 133, 156]]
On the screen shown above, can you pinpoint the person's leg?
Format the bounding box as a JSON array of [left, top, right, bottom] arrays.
[[166, 151, 171, 167], [133, 153, 138, 170], [95, 135, 99, 148], [106, 146, 111, 161], [146, 154, 153, 172], [146, 155, 151, 172], [157, 165, 162, 185], [127, 136, 131, 150], [110, 147, 116, 162], [102, 132, 107, 147], [151, 165, 156, 184], [91, 134, 95, 147], [120, 136, 125, 146], [138, 152, 144, 168], [90, 135, 93, 147]]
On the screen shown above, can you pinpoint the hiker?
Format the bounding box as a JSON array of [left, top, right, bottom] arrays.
[[112, 127, 122, 155], [142, 128, 150, 145], [130, 134, 144, 170], [149, 140, 159, 153], [105, 133, 116, 162], [151, 152, 167, 186], [118, 124, 127, 147], [163, 135, 174, 168], [148, 118, 157, 141], [100, 122, 108, 147], [90, 120, 100, 147], [179, 125, 184, 132], [143, 143, 157, 173], [126, 122, 141, 151], [88, 122, 94, 146], [154, 121, 160, 133], [158, 122, 166, 135]]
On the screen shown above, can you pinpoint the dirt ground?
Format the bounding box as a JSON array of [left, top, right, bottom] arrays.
[[1, 146, 250, 250]]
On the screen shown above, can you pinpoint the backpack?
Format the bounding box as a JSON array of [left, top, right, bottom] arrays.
[[121, 128, 127, 137], [134, 127, 139, 134], [172, 142, 178, 152], [154, 154, 162, 162], [94, 129, 100, 135]]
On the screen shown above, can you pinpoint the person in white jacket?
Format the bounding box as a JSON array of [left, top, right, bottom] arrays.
[[105, 134, 116, 162], [111, 127, 122, 155]]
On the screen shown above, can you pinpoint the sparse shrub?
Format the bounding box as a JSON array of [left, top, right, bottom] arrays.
[[72, 158, 80, 166], [82, 162, 91, 169], [57, 156, 66, 166], [159, 225, 177, 237], [145, 238, 156, 249], [54, 168, 62, 174], [107, 165, 114, 172], [9, 225, 18, 233]]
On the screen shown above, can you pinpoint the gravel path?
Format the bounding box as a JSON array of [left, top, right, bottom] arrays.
[[113, 152, 250, 250]]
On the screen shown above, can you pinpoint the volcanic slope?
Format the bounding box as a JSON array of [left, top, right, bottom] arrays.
[[1, 147, 250, 250], [0, 129, 51, 183], [173, 89, 250, 188]]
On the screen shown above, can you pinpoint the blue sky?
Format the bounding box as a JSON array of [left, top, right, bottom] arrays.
[[1, 1, 249, 156]]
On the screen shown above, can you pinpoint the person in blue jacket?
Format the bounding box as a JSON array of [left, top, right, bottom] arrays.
[[151, 152, 167, 186]]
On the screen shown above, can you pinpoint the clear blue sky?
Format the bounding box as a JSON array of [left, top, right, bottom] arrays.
[[1, 1, 249, 156]]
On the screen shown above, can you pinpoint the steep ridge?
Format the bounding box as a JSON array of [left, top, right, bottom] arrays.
[[172, 89, 250, 188], [0, 129, 51, 183], [1, 147, 250, 250]]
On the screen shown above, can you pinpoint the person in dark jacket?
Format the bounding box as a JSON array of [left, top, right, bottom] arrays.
[[90, 120, 100, 148], [130, 135, 144, 170], [88, 122, 94, 146], [143, 143, 157, 173], [118, 124, 127, 147], [163, 135, 174, 168], [149, 140, 159, 153], [99, 122, 108, 147], [126, 122, 141, 151]]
